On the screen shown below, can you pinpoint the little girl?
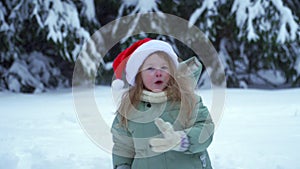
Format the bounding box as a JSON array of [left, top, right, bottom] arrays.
[[111, 38, 214, 169]]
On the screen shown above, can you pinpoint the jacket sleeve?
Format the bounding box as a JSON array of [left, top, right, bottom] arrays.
[[183, 96, 215, 154], [111, 114, 134, 168]]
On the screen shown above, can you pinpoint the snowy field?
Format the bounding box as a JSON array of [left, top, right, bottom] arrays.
[[0, 86, 300, 169]]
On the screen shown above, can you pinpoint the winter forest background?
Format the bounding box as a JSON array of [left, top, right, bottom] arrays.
[[0, 0, 299, 93], [1, 1, 300, 169]]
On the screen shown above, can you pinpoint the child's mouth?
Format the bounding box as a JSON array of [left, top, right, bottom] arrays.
[[154, 80, 163, 85]]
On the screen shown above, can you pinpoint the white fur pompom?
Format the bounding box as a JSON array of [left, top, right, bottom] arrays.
[[112, 79, 125, 90]]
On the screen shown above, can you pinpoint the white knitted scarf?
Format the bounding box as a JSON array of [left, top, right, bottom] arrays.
[[140, 90, 168, 103]]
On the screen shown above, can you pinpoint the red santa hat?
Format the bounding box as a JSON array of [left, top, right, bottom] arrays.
[[112, 38, 179, 89]]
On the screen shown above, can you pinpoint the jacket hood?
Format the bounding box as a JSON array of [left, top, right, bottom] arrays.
[[178, 56, 202, 88]]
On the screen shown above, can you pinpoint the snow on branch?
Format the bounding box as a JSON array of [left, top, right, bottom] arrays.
[[122, 0, 160, 14], [271, 0, 299, 43], [80, 0, 97, 22], [231, 0, 264, 41], [44, 0, 81, 43], [188, 0, 219, 27], [231, 0, 299, 43], [113, 0, 164, 42], [36, 0, 91, 61], [4, 52, 66, 93], [0, 2, 9, 31]]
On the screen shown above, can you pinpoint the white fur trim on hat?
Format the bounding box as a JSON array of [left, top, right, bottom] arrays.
[[125, 40, 179, 86], [111, 79, 125, 90]]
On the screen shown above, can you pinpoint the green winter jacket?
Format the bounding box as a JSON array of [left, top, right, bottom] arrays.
[[111, 57, 214, 169]]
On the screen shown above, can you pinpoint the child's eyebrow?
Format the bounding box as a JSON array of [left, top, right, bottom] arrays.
[[142, 63, 154, 67], [143, 64, 169, 68]]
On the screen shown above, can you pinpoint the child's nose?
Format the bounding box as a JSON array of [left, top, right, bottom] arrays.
[[155, 69, 162, 77]]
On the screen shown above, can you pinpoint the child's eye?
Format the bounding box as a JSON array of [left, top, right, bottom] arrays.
[[161, 66, 169, 70], [145, 67, 155, 71]]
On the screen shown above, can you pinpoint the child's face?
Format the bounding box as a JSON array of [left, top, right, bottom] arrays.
[[140, 53, 171, 93]]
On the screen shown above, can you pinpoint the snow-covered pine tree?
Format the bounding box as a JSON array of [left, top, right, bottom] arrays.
[[1, 0, 299, 91], [108, 0, 299, 88], [0, 0, 99, 93], [189, 0, 299, 88]]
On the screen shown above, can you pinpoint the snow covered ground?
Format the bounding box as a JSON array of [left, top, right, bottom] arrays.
[[0, 86, 299, 169]]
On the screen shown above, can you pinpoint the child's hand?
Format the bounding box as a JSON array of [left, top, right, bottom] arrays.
[[149, 118, 189, 153]]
